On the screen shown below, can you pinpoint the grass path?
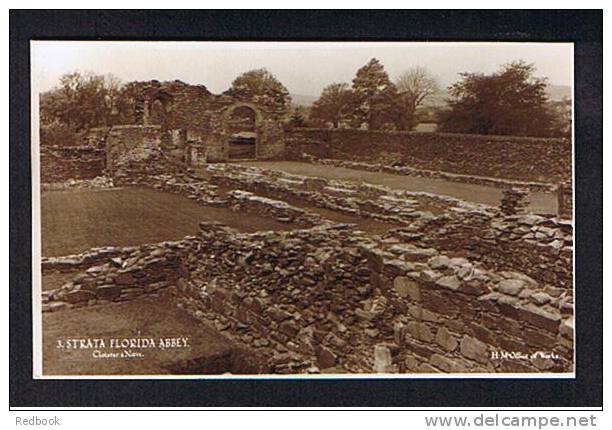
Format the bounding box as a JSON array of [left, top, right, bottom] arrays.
[[239, 161, 558, 214], [41, 187, 296, 257]]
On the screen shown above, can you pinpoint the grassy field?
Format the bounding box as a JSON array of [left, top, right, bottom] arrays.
[[41, 187, 296, 257], [42, 290, 254, 375]]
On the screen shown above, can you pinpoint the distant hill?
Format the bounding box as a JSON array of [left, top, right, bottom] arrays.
[[291, 94, 318, 107], [546, 84, 572, 101]]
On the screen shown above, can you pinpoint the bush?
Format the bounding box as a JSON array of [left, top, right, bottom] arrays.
[[40, 120, 78, 147]]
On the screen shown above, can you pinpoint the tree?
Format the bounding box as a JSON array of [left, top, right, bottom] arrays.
[[548, 97, 572, 139], [395, 67, 440, 131], [350, 58, 397, 130], [310, 83, 354, 128], [226, 68, 291, 112], [288, 106, 307, 128], [438, 61, 555, 137], [40, 71, 123, 132]]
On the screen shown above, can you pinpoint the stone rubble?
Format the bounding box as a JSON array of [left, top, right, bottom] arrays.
[[41, 160, 574, 374]]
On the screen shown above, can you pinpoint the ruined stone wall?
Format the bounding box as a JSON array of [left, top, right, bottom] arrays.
[[388, 212, 573, 291], [82, 127, 111, 147], [44, 220, 573, 374], [42, 164, 573, 374], [105, 125, 163, 173], [40, 146, 106, 183], [362, 245, 573, 373], [285, 128, 571, 183], [135, 80, 287, 162], [42, 241, 184, 311]]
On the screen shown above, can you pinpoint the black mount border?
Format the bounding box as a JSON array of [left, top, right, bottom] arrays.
[[9, 9, 603, 408]]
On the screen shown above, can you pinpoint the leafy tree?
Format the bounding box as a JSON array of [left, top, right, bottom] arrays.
[[226, 68, 291, 112], [395, 67, 439, 130], [548, 97, 572, 139], [310, 83, 354, 128], [438, 61, 555, 137], [350, 58, 397, 130], [288, 106, 307, 128], [40, 71, 123, 132]]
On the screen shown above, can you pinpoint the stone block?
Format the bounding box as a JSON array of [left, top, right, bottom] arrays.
[[47, 301, 70, 312], [469, 323, 496, 345], [435, 275, 461, 291], [428, 255, 451, 269], [95, 284, 122, 300], [279, 320, 300, 337], [559, 317, 574, 340], [408, 304, 439, 322], [518, 304, 561, 333], [393, 322, 405, 346], [407, 321, 434, 343], [63, 288, 96, 304], [530, 291, 552, 305], [435, 327, 458, 352], [373, 344, 394, 373], [497, 279, 525, 296], [460, 335, 489, 364], [430, 354, 469, 373], [316, 345, 337, 369], [393, 276, 420, 300], [416, 363, 441, 373], [404, 339, 437, 359]]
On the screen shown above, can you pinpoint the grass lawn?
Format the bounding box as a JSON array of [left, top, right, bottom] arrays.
[[42, 290, 253, 375], [41, 187, 296, 257]]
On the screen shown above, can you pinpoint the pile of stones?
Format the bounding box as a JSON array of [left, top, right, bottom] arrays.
[[41, 176, 114, 191]]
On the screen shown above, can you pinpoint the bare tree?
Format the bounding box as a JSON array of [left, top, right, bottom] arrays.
[[395, 66, 439, 131]]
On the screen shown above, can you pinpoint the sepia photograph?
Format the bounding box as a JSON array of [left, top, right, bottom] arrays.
[[31, 40, 575, 378]]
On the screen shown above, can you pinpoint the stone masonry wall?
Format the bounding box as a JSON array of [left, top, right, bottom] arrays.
[[285, 128, 571, 183], [361, 244, 573, 373], [40, 146, 106, 183], [386, 212, 573, 291], [41, 164, 573, 374], [105, 125, 163, 174]]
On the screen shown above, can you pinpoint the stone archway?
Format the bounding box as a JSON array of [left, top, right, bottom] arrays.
[[223, 103, 263, 160], [142, 88, 173, 127]]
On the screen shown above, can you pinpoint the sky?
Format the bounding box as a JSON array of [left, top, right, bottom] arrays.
[[31, 41, 573, 96]]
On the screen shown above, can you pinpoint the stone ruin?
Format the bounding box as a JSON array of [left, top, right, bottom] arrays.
[[38, 79, 574, 375], [110, 80, 288, 170], [42, 163, 574, 374]]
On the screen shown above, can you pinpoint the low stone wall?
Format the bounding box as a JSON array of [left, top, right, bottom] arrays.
[[42, 241, 185, 311], [386, 211, 573, 291], [285, 128, 571, 184], [41, 164, 573, 374], [43, 219, 573, 374], [41, 176, 114, 191], [206, 163, 485, 227], [361, 244, 573, 373], [296, 154, 557, 192], [226, 190, 326, 226], [40, 146, 106, 183]]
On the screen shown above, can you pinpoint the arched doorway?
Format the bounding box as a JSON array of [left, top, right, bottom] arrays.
[[142, 88, 173, 127], [225, 104, 260, 160]]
